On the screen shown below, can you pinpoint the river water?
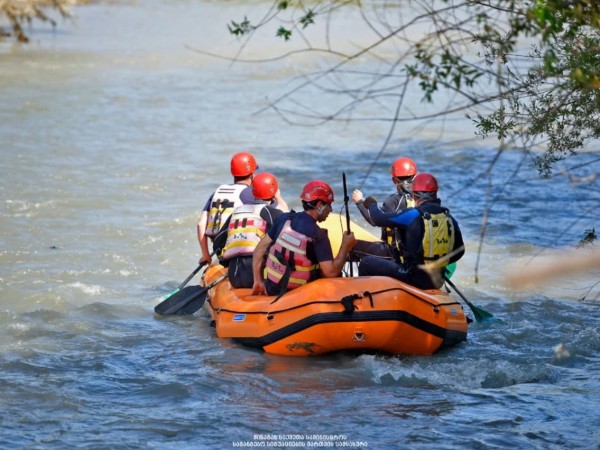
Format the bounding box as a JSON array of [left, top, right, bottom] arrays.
[[1, 2, 600, 449]]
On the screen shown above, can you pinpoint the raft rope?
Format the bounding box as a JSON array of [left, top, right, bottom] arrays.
[[209, 286, 461, 317]]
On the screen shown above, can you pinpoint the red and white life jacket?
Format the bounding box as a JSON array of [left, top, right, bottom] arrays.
[[220, 204, 267, 260], [265, 219, 320, 291], [205, 184, 248, 238]]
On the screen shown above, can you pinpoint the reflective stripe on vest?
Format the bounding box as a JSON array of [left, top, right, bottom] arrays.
[[206, 184, 248, 238], [422, 210, 454, 261], [265, 219, 319, 290], [220, 204, 267, 260]]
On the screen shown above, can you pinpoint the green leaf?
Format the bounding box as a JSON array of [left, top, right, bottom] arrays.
[[276, 26, 292, 41], [228, 17, 251, 37], [300, 10, 315, 29]]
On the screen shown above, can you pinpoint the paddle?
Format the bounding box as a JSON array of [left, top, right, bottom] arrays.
[[342, 172, 353, 277], [445, 261, 457, 279], [443, 274, 493, 323], [154, 261, 207, 315], [154, 273, 228, 316], [154, 249, 219, 313], [156, 262, 207, 304]]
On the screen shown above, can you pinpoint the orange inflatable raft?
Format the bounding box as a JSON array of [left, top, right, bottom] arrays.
[[202, 263, 468, 356], [201, 213, 467, 356]]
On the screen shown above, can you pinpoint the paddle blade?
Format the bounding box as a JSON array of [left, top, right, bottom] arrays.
[[154, 285, 206, 316], [176, 291, 210, 316], [471, 303, 494, 322], [445, 262, 457, 279], [443, 275, 494, 323]]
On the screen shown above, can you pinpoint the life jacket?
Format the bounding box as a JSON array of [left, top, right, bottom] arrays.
[[419, 207, 454, 262], [220, 204, 267, 260], [205, 184, 248, 238], [265, 219, 320, 291], [385, 195, 415, 251]]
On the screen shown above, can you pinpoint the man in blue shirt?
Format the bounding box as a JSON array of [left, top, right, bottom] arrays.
[[351, 156, 418, 261], [252, 180, 356, 296], [358, 173, 464, 290]]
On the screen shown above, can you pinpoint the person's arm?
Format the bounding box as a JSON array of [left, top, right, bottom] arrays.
[[197, 196, 214, 264], [364, 197, 419, 228], [251, 234, 273, 295], [352, 189, 376, 226], [197, 210, 212, 264], [319, 232, 356, 278]]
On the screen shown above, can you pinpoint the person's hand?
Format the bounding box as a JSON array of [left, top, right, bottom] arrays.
[[199, 254, 211, 265], [363, 196, 377, 208], [273, 189, 290, 212], [251, 279, 267, 296], [352, 189, 364, 204], [342, 231, 357, 251]]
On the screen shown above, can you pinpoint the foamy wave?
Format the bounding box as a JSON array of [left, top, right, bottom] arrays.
[[68, 282, 104, 296]]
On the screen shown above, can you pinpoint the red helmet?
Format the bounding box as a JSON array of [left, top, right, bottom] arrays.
[[412, 173, 438, 192], [390, 157, 417, 178], [300, 180, 334, 203], [230, 152, 258, 177], [252, 172, 279, 200]]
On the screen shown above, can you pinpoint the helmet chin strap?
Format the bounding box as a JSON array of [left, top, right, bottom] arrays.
[[398, 183, 411, 195], [313, 202, 330, 220], [316, 204, 327, 218]]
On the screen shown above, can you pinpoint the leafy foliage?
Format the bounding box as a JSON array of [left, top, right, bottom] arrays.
[[226, 0, 600, 177], [276, 26, 292, 40], [467, 0, 600, 175], [228, 0, 317, 42], [0, 0, 73, 42], [228, 16, 253, 37], [578, 228, 597, 248], [223, 0, 599, 281]]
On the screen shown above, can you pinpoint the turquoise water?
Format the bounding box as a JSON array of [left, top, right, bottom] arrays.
[[1, 2, 599, 449]]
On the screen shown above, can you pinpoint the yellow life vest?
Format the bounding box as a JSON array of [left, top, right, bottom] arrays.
[[421, 209, 454, 261]]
